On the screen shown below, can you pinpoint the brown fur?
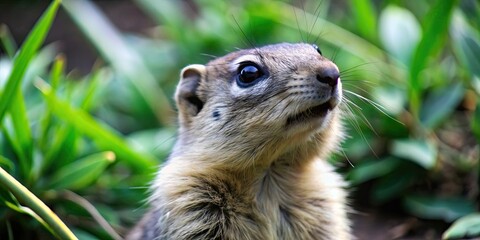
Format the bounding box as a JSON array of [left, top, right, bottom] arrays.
[[127, 43, 351, 240]]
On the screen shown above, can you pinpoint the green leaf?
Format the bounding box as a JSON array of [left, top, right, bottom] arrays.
[[408, 0, 458, 118], [419, 82, 464, 129], [0, 24, 17, 58], [451, 11, 480, 78], [372, 85, 406, 115], [443, 213, 480, 239], [391, 139, 437, 169], [0, 0, 60, 123], [351, 0, 377, 42], [4, 201, 54, 236], [403, 195, 476, 222], [371, 168, 417, 204], [39, 55, 65, 150], [347, 157, 400, 185], [36, 80, 157, 172], [0, 165, 77, 239], [379, 6, 420, 66], [62, 0, 173, 126], [48, 151, 115, 190], [0, 155, 14, 172], [9, 89, 34, 181]]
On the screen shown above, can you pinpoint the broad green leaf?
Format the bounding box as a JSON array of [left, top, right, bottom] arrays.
[[443, 213, 480, 239], [372, 85, 406, 115], [419, 82, 464, 129], [347, 157, 400, 185], [49, 151, 115, 190], [391, 139, 437, 169], [351, 0, 377, 42], [451, 11, 480, 78], [0, 0, 60, 123], [36, 80, 157, 172], [371, 168, 417, 204], [379, 6, 420, 66], [404, 195, 476, 222], [408, 0, 458, 118]]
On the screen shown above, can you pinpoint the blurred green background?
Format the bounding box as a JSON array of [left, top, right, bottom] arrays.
[[0, 0, 478, 239]]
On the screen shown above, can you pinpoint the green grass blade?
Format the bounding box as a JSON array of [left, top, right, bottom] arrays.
[[351, 0, 377, 42], [408, 0, 459, 119], [0, 24, 17, 58], [1, 122, 28, 177], [36, 80, 157, 172], [48, 151, 115, 190], [62, 0, 173, 126], [0, 166, 78, 240], [5, 201, 55, 237], [80, 68, 106, 110], [9, 89, 34, 181], [0, 0, 60, 123]]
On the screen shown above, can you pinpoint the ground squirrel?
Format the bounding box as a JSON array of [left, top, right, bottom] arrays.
[[127, 43, 350, 240]]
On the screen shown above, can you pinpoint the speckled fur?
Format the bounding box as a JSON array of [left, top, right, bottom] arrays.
[[127, 43, 351, 240]]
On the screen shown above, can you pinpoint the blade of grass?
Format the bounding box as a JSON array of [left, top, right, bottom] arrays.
[[9, 89, 34, 182], [0, 24, 17, 58], [36, 79, 157, 172], [408, 0, 458, 120], [351, 0, 377, 42], [0, 0, 60, 123], [1, 122, 28, 176], [43, 68, 110, 172], [0, 166, 78, 240], [5, 201, 55, 237], [39, 55, 65, 150], [62, 0, 173, 126], [48, 151, 115, 190]]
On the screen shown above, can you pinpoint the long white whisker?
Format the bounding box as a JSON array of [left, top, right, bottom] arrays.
[[344, 90, 404, 126]]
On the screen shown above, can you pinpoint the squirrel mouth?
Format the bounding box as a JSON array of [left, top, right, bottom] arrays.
[[286, 101, 334, 125]]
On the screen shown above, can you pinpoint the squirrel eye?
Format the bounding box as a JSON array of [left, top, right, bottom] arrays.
[[312, 44, 323, 55], [236, 64, 264, 87]]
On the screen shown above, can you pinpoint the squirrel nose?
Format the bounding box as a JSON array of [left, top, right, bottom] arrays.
[[316, 67, 339, 87]]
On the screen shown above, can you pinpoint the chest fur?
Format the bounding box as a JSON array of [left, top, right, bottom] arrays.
[[153, 161, 348, 240]]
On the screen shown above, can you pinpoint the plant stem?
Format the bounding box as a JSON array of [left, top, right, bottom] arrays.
[[0, 167, 77, 240]]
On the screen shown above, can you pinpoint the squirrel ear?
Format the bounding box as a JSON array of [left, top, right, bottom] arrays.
[[175, 64, 206, 120]]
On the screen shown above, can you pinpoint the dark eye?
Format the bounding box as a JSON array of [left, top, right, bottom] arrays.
[[312, 44, 322, 55], [236, 64, 264, 87]]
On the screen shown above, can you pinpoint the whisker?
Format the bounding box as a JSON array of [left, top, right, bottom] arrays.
[[341, 101, 379, 158], [292, 5, 305, 42], [344, 90, 404, 125], [308, 0, 324, 44]]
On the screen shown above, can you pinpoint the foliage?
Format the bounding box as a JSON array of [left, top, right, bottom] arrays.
[[0, 0, 478, 239]]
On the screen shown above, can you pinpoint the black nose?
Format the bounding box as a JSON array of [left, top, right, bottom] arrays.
[[316, 67, 339, 87]]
